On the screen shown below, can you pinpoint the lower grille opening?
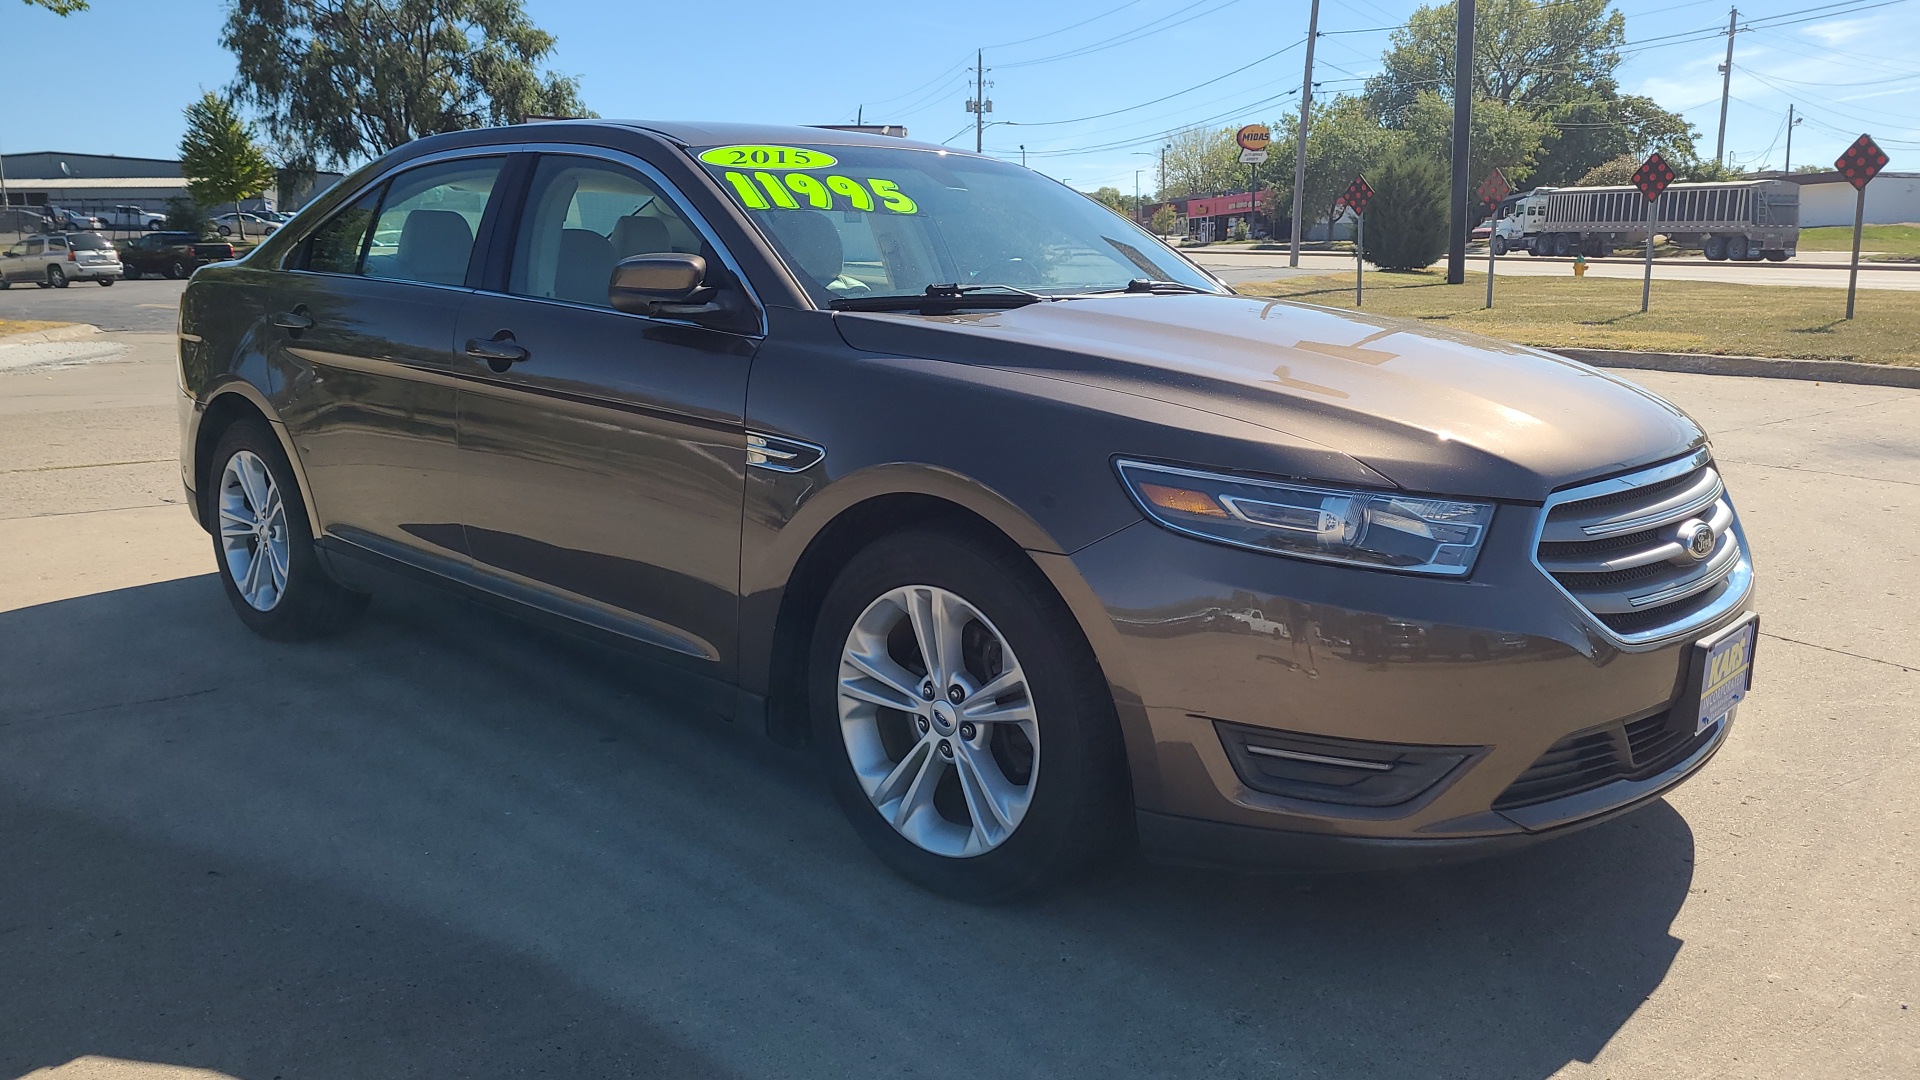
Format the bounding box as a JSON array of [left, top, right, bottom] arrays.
[[1494, 707, 1717, 810], [1213, 719, 1478, 809]]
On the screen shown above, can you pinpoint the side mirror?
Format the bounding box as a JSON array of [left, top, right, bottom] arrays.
[[609, 253, 719, 317]]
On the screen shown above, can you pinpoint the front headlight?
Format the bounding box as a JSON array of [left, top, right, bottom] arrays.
[[1116, 459, 1494, 576]]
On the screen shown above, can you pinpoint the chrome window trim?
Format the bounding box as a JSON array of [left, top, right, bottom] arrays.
[[273, 141, 768, 337], [1529, 448, 1754, 651]]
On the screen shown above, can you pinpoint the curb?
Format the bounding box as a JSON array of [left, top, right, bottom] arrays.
[[1559, 348, 1920, 389], [0, 323, 101, 346]]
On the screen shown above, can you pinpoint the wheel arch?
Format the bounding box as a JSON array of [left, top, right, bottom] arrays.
[[190, 381, 320, 539], [751, 468, 1138, 752]]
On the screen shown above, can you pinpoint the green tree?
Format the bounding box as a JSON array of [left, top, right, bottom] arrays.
[[1361, 152, 1451, 270], [1151, 203, 1179, 236], [1364, 0, 1624, 117], [223, 0, 591, 170], [1157, 126, 1244, 199], [1088, 186, 1130, 214], [162, 196, 214, 238], [1268, 96, 1402, 240], [1576, 153, 1642, 187], [21, 0, 89, 12], [1364, 0, 1694, 186], [1401, 90, 1552, 189], [179, 93, 278, 242]]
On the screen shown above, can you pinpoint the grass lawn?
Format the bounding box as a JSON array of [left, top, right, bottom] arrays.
[[0, 319, 71, 338], [1797, 223, 1920, 260], [1238, 269, 1920, 366]]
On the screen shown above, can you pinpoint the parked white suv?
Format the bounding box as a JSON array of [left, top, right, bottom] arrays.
[[0, 232, 123, 287]]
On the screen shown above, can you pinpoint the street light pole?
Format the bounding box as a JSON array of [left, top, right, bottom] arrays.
[[1288, 0, 1320, 268], [1135, 170, 1142, 223]]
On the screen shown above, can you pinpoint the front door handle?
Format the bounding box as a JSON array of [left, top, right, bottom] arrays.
[[465, 331, 529, 373], [272, 310, 313, 331]]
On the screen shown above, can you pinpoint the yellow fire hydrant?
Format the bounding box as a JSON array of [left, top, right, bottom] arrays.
[[1573, 254, 1588, 278]]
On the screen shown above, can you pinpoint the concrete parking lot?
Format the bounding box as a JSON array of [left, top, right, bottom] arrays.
[[1, 313, 1915, 1075]]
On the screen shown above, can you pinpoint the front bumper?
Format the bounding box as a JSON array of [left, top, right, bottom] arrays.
[[1064, 506, 1754, 857]]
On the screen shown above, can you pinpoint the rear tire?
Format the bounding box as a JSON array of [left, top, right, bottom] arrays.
[[1723, 235, 1747, 261], [207, 419, 368, 641], [99, 277, 113, 286], [810, 529, 1130, 902], [48, 266, 68, 288]]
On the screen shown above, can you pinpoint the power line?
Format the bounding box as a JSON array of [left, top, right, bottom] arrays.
[[1000, 0, 1244, 69], [985, 0, 1155, 50], [1003, 40, 1302, 127]]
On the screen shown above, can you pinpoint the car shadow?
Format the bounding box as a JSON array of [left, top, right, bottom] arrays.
[[0, 573, 1694, 1079]]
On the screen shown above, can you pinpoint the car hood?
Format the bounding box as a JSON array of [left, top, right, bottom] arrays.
[[832, 293, 1705, 501]]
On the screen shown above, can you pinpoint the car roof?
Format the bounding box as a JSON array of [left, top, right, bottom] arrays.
[[506, 119, 966, 156]]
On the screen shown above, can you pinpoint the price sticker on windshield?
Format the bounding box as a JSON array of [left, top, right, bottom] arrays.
[[700, 145, 919, 216], [697, 145, 838, 170]]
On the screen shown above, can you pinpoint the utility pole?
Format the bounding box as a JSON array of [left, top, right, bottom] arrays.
[[967, 49, 993, 154], [1783, 104, 1800, 172], [1289, 0, 1320, 267], [1135, 170, 1142, 223], [1446, 0, 1476, 284], [1715, 7, 1739, 167]]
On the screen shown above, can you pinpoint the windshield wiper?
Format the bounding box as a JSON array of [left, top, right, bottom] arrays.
[[829, 282, 1050, 312], [1114, 278, 1216, 295]]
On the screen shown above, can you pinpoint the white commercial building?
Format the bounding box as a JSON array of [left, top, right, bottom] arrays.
[[1780, 170, 1920, 228]]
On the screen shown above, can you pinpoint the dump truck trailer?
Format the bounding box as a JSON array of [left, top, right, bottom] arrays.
[[1492, 179, 1800, 261]]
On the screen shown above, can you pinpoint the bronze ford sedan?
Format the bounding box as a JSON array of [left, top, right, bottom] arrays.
[[176, 122, 1757, 900]]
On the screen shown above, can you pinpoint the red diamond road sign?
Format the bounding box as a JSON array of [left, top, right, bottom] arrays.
[[1632, 152, 1674, 201], [1836, 134, 1889, 190], [1478, 168, 1511, 213], [1337, 175, 1374, 216]]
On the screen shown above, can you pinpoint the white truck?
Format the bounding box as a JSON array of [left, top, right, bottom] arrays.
[[95, 205, 166, 230], [1491, 179, 1800, 261]]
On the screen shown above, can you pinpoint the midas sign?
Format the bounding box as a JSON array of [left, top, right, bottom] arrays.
[[1236, 124, 1271, 152]]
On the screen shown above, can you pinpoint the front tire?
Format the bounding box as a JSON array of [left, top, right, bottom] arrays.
[[1491, 236, 1507, 256], [208, 420, 367, 640], [810, 530, 1130, 902]]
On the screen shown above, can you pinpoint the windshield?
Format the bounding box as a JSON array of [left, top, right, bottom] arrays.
[[692, 142, 1221, 305]]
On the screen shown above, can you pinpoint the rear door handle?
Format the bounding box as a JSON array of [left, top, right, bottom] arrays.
[[272, 310, 313, 330], [465, 331, 529, 372]]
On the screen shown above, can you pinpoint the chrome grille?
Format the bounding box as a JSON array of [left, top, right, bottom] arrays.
[[1533, 449, 1751, 646]]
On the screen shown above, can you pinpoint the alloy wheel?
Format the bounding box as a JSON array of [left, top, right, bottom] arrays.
[[217, 449, 291, 612], [836, 585, 1039, 858]]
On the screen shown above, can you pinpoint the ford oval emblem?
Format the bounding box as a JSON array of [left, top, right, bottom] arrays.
[[1687, 522, 1716, 559]]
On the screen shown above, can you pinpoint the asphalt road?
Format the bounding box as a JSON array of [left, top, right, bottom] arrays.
[[1, 334, 1915, 1080], [1191, 247, 1920, 290], [0, 277, 186, 333]]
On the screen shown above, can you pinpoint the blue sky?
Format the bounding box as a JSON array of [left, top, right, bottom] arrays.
[[3, 0, 1914, 192]]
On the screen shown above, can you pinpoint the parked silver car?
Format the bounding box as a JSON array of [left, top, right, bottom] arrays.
[[0, 232, 123, 287]]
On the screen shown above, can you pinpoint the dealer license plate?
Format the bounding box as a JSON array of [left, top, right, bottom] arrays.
[[1696, 618, 1756, 734]]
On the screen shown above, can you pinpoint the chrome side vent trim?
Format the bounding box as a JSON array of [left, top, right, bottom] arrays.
[[1532, 449, 1753, 648], [746, 432, 825, 473]]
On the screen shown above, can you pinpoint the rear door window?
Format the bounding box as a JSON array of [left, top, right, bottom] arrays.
[[362, 158, 502, 287]]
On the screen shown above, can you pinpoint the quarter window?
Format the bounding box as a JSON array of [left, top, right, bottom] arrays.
[[508, 156, 706, 309]]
